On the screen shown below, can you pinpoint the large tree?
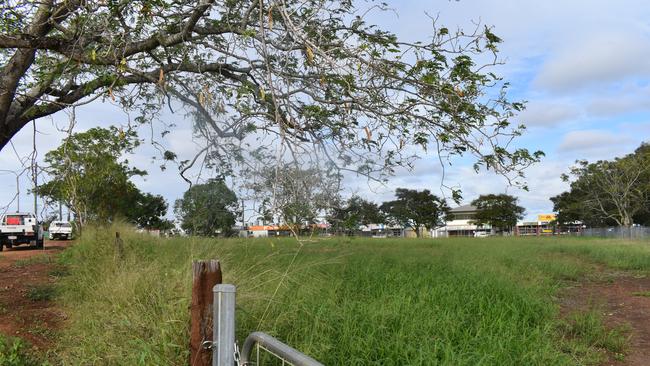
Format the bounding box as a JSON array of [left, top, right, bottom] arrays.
[[247, 163, 340, 227], [37, 126, 147, 227], [0, 0, 541, 187], [471, 194, 524, 233], [380, 188, 449, 237], [127, 192, 174, 231], [553, 145, 650, 227], [550, 191, 613, 227], [174, 179, 238, 236], [329, 195, 384, 233]]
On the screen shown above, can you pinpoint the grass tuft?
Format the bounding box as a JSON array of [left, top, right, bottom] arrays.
[[632, 291, 650, 297], [0, 335, 40, 366], [26, 285, 56, 302], [13, 255, 53, 269], [47, 267, 69, 278], [563, 310, 629, 353]]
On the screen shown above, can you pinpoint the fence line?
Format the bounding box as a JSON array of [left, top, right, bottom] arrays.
[[582, 226, 650, 239]]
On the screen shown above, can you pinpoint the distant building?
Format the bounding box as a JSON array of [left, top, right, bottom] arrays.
[[556, 222, 585, 235], [330, 223, 432, 238], [515, 214, 555, 236], [435, 204, 492, 237], [357, 223, 404, 238], [515, 214, 584, 236], [239, 225, 293, 238]]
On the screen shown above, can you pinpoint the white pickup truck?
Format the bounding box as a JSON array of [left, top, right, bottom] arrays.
[[0, 212, 44, 251], [49, 220, 73, 240]]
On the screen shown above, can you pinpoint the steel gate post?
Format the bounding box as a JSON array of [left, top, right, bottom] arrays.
[[213, 284, 236, 366]]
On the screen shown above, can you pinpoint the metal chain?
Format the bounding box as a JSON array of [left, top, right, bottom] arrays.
[[201, 340, 213, 350], [234, 342, 242, 366]]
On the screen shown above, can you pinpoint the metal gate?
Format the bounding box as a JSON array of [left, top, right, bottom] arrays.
[[212, 284, 324, 366]]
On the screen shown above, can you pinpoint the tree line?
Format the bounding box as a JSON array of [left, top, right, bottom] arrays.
[[329, 191, 524, 237], [35, 127, 527, 237], [175, 186, 525, 238], [38, 126, 650, 235]]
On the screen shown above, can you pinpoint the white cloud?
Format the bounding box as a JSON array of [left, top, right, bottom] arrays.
[[586, 85, 650, 117], [520, 101, 580, 127], [534, 32, 650, 92], [557, 129, 632, 153]]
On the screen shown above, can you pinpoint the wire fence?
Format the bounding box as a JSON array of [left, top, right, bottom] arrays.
[[582, 226, 650, 239]]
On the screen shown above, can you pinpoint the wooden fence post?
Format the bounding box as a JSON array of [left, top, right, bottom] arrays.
[[114, 232, 124, 261], [190, 260, 222, 366]]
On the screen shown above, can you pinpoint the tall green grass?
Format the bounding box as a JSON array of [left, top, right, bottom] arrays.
[[50, 227, 650, 365]]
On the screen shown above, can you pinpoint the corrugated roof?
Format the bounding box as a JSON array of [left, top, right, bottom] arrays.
[[449, 204, 477, 212]]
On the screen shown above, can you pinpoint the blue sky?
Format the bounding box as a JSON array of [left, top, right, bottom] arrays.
[[2, 0, 650, 221]]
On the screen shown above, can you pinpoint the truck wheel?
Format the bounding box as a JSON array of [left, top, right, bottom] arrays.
[[6, 242, 12, 249], [36, 239, 44, 249], [0, 243, 3, 252]]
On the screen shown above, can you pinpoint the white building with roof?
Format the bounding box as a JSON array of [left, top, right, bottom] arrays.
[[434, 204, 492, 237]]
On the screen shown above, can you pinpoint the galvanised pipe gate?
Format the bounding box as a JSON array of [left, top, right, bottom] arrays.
[[213, 284, 324, 366]]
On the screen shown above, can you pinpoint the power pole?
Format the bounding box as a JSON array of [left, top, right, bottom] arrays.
[[33, 162, 37, 218]]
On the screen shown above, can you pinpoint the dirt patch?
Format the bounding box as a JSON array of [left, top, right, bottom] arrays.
[[562, 275, 650, 366], [0, 241, 71, 351]]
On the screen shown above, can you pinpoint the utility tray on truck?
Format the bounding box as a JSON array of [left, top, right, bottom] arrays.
[[0, 213, 44, 251]]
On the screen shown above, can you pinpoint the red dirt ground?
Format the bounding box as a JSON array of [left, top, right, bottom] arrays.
[[562, 275, 650, 366], [0, 241, 71, 351]]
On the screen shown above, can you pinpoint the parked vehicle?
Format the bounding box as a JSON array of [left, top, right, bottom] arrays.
[[49, 220, 73, 240], [0, 212, 44, 251]]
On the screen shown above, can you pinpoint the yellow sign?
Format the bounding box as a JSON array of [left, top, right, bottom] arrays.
[[537, 214, 556, 222]]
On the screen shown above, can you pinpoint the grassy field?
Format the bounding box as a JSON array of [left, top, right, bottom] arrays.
[[43, 226, 650, 365]]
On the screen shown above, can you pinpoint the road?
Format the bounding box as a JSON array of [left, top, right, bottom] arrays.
[[0, 240, 71, 350]]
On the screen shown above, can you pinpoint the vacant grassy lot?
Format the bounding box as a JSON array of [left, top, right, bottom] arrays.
[[47, 227, 650, 365]]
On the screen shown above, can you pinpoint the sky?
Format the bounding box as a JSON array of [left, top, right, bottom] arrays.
[[2, 0, 650, 222]]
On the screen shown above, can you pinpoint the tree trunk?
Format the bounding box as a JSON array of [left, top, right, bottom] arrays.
[[623, 215, 632, 227]]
